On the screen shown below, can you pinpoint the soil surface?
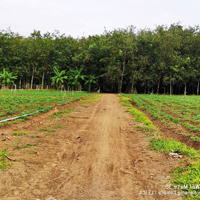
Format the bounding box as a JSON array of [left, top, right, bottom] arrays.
[[0, 94, 182, 200]]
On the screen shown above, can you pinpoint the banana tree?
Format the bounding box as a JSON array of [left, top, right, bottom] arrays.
[[84, 74, 98, 92], [51, 67, 68, 90], [68, 67, 85, 91], [0, 68, 17, 89]]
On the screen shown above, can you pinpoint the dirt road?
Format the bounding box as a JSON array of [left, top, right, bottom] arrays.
[[0, 94, 181, 200]]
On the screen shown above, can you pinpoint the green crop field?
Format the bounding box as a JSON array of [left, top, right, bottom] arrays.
[[122, 94, 200, 199], [0, 90, 88, 123], [123, 94, 200, 137]]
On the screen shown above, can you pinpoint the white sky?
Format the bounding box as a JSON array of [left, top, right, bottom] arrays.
[[0, 0, 199, 37]]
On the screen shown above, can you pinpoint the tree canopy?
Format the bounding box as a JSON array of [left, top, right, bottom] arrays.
[[0, 24, 200, 94]]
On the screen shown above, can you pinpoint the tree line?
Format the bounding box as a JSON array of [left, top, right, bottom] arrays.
[[0, 23, 200, 94]]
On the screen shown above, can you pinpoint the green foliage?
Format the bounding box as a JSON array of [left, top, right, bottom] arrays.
[[128, 107, 155, 129], [12, 130, 28, 136], [90, 95, 101, 99], [14, 138, 37, 149], [68, 67, 85, 90], [84, 74, 98, 92], [172, 161, 200, 198], [0, 68, 17, 89], [0, 90, 89, 123], [79, 99, 92, 103], [0, 148, 12, 170], [1, 25, 200, 93], [120, 95, 156, 132], [125, 94, 200, 134], [51, 66, 68, 89], [150, 138, 200, 159]]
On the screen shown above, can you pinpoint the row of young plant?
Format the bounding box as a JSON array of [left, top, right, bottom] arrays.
[[123, 94, 200, 144], [139, 95, 200, 125], [124, 95, 200, 133], [120, 95, 200, 199], [0, 90, 89, 123], [152, 95, 200, 109], [0, 94, 100, 170]]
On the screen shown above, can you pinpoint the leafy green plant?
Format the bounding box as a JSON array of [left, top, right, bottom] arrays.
[[26, 149, 37, 154], [84, 74, 98, 92], [0, 148, 12, 170], [0, 68, 17, 89], [172, 160, 200, 199], [51, 66, 68, 89], [14, 138, 37, 149], [12, 130, 28, 136], [68, 67, 85, 91], [150, 138, 200, 159], [0, 90, 89, 125]]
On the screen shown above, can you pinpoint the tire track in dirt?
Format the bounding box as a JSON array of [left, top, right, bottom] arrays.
[[0, 94, 182, 200]]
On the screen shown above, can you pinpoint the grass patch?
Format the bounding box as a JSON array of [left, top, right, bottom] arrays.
[[39, 127, 55, 133], [20, 116, 29, 122], [183, 132, 191, 137], [150, 137, 200, 199], [15, 143, 37, 150], [128, 107, 156, 131], [135, 125, 159, 135], [183, 132, 200, 143], [120, 95, 156, 133], [0, 148, 12, 170], [12, 130, 28, 136], [90, 95, 101, 99], [13, 119, 21, 124], [122, 102, 132, 107], [47, 129, 55, 133], [39, 127, 49, 132], [26, 149, 37, 154], [53, 125, 63, 129], [49, 109, 72, 119], [172, 161, 200, 199], [150, 138, 200, 159], [79, 99, 92, 103], [119, 95, 131, 103]]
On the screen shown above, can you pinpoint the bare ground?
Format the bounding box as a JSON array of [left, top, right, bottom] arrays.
[[0, 94, 182, 200]]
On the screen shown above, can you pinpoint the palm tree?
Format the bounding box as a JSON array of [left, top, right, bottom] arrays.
[[51, 67, 68, 89], [68, 67, 85, 91], [0, 68, 17, 89], [85, 74, 98, 92]]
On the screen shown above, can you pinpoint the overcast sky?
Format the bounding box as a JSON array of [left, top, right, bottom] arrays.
[[0, 0, 199, 37]]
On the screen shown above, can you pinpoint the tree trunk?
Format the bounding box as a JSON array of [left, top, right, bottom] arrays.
[[157, 79, 160, 95], [131, 83, 134, 93], [144, 85, 146, 94], [31, 69, 34, 89], [178, 85, 181, 94], [197, 81, 199, 95], [42, 72, 45, 89], [89, 84, 91, 92], [2, 84, 5, 90], [119, 61, 126, 93], [184, 82, 187, 95], [170, 75, 172, 95], [19, 78, 22, 89]]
